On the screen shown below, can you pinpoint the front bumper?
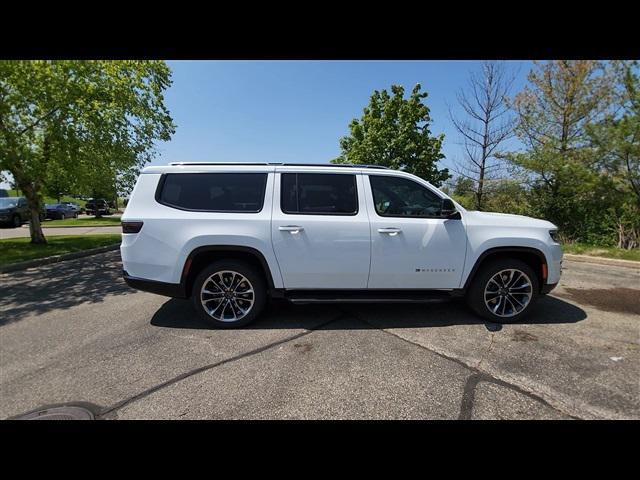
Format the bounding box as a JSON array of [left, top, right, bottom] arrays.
[[123, 270, 187, 298]]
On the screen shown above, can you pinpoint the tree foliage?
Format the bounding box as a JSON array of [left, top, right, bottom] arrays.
[[332, 84, 449, 186], [498, 60, 639, 248], [0, 60, 175, 242], [586, 61, 640, 247]]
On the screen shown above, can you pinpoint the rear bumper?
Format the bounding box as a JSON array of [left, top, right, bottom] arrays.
[[123, 270, 187, 298]]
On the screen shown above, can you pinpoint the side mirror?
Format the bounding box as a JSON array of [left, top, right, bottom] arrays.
[[440, 198, 460, 219]]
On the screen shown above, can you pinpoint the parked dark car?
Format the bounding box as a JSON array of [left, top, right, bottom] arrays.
[[63, 202, 85, 215], [85, 199, 111, 216], [0, 197, 30, 227], [45, 203, 77, 220], [0, 189, 9, 198]]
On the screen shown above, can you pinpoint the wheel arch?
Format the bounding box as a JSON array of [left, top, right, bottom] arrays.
[[462, 247, 548, 292], [182, 245, 276, 298]]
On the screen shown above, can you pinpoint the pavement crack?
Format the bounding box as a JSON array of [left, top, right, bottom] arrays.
[[349, 311, 582, 420], [475, 331, 496, 370], [96, 313, 345, 418], [458, 373, 482, 420]]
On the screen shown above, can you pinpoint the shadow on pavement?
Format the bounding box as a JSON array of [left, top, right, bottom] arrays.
[[0, 251, 130, 326], [150, 294, 587, 331]]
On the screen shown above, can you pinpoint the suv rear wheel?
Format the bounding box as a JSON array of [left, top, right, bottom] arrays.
[[466, 258, 539, 323], [191, 260, 267, 328]]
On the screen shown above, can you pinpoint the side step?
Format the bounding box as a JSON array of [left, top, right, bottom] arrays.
[[283, 289, 460, 304]]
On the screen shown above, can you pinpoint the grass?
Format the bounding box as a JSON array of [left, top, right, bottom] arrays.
[[563, 243, 640, 262], [0, 234, 121, 266], [42, 216, 122, 227]]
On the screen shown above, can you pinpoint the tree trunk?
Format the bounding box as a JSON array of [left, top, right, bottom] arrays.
[[476, 117, 490, 211], [21, 183, 47, 244]]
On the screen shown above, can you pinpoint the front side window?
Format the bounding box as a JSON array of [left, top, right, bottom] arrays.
[[281, 173, 358, 215], [369, 175, 443, 217], [0, 198, 17, 208], [157, 173, 268, 212]]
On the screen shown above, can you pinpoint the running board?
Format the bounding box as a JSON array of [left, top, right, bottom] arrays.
[[283, 289, 459, 304]]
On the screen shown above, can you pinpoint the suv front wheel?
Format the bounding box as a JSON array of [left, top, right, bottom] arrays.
[[191, 260, 267, 328], [466, 258, 539, 323]]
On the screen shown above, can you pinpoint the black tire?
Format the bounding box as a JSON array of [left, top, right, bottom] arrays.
[[74, 212, 79, 218], [466, 258, 539, 323], [191, 260, 267, 328], [12, 215, 21, 228]]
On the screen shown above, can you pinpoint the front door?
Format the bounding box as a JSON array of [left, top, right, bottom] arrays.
[[364, 174, 467, 289], [271, 170, 371, 289]]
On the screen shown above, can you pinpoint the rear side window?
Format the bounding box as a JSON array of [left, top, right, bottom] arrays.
[[157, 173, 268, 212], [281, 173, 358, 215]]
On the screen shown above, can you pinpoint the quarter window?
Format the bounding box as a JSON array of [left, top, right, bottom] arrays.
[[369, 175, 442, 217], [157, 173, 267, 212], [281, 173, 358, 215]]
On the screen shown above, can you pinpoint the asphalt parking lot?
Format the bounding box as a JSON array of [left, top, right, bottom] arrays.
[[1, 251, 638, 420]]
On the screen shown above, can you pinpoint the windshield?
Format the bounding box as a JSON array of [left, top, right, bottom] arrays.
[[46, 204, 61, 209], [0, 198, 18, 208]]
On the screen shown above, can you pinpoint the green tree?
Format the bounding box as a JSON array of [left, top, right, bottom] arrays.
[[587, 61, 640, 248], [332, 84, 449, 186], [0, 60, 175, 243], [43, 163, 74, 203], [503, 61, 615, 242], [444, 176, 475, 209]]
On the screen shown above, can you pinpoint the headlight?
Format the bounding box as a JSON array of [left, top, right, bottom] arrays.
[[549, 230, 560, 243]]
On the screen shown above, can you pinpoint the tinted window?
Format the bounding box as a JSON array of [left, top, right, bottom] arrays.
[[158, 173, 267, 212], [369, 175, 442, 217], [281, 173, 358, 215], [0, 198, 18, 208]]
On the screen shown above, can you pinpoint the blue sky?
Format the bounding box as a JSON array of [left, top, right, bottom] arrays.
[[1, 61, 533, 190], [152, 60, 533, 172]]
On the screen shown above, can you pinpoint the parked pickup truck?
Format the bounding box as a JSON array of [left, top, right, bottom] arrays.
[[0, 196, 30, 227], [85, 199, 111, 216], [121, 163, 563, 328]]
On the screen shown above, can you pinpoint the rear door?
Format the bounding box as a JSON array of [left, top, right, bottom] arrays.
[[271, 169, 371, 289]]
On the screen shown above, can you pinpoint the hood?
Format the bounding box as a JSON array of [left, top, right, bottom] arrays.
[[464, 210, 556, 229]]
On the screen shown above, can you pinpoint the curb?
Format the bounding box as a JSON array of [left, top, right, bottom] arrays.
[[564, 253, 640, 270], [0, 244, 120, 274]]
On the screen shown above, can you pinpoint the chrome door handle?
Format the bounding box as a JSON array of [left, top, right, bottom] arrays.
[[378, 227, 402, 236], [279, 225, 304, 234]]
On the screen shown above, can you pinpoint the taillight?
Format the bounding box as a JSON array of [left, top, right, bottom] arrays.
[[121, 221, 144, 234]]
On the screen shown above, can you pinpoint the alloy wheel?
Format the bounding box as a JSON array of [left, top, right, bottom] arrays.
[[484, 268, 533, 318], [200, 270, 255, 322]]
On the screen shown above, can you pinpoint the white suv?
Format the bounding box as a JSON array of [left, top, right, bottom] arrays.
[[121, 163, 562, 327]]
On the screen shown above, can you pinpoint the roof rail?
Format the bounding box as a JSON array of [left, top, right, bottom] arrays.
[[168, 162, 390, 170], [169, 162, 270, 166]]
